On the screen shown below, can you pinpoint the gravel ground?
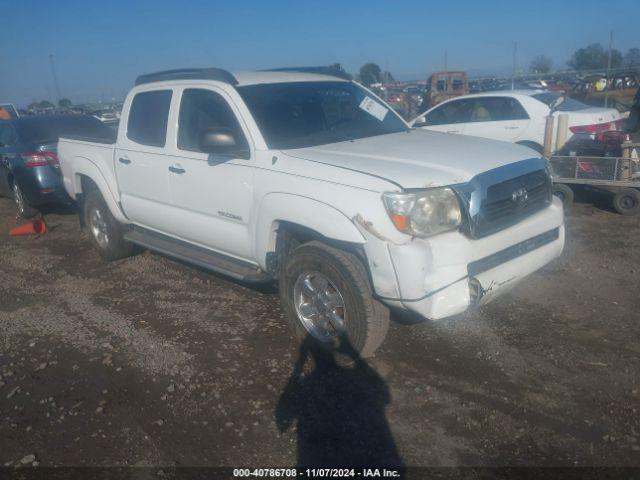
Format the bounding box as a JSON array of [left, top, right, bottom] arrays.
[[0, 194, 639, 468]]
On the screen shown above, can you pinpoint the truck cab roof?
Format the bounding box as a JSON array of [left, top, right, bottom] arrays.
[[134, 68, 349, 89]]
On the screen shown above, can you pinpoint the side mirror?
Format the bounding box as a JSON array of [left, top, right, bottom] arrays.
[[198, 128, 238, 155], [412, 115, 427, 127], [549, 96, 565, 113]]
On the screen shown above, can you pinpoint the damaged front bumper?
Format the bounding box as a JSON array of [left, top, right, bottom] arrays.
[[356, 197, 565, 320]]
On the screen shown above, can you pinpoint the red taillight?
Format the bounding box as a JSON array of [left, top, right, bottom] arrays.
[[21, 152, 59, 168], [569, 122, 615, 135]]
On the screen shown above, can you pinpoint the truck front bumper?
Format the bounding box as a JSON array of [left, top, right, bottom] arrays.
[[359, 197, 565, 320]]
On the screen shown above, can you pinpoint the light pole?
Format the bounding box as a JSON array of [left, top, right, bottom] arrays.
[[49, 54, 61, 104]]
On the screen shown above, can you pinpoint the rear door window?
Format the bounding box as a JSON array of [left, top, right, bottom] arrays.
[[469, 97, 529, 122], [424, 99, 472, 125], [127, 90, 172, 147]]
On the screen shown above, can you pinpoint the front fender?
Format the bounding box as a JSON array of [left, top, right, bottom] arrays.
[[254, 193, 365, 268]]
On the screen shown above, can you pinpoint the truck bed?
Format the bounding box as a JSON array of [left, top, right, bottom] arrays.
[[58, 136, 118, 203]]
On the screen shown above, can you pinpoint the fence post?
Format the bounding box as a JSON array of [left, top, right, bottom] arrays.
[[543, 115, 555, 157], [555, 114, 569, 153]]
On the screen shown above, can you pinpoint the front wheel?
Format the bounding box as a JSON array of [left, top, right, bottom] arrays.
[[84, 189, 134, 261], [279, 241, 390, 358]]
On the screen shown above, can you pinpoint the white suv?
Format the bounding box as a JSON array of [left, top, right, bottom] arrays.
[[412, 90, 622, 153], [59, 68, 565, 357]]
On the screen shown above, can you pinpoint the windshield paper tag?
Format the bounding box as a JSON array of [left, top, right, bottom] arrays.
[[359, 97, 388, 121]]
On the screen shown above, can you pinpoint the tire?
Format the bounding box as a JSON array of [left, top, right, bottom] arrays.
[[279, 241, 390, 359], [552, 183, 574, 207], [613, 188, 640, 216], [83, 189, 134, 261], [12, 181, 39, 218]]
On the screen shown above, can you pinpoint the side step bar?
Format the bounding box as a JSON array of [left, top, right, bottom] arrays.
[[123, 226, 272, 283]]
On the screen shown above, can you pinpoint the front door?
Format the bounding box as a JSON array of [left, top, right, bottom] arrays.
[[115, 88, 176, 233], [416, 98, 472, 135], [166, 87, 255, 260]]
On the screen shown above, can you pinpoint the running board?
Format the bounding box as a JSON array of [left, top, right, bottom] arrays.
[[124, 226, 271, 283]]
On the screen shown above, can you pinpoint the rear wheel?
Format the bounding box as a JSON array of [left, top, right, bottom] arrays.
[[12, 181, 38, 218], [552, 183, 574, 207], [612, 188, 640, 216], [84, 189, 134, 260], [279, 241, 390, 359]]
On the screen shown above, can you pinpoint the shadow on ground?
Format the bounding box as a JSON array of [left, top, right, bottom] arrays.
[[276, 336, 404, 468]]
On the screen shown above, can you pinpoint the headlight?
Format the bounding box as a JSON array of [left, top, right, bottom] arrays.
[[382, 187, 462, 237]]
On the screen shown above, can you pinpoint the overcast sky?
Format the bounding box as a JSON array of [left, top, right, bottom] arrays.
[[1, 0, 638, 107]]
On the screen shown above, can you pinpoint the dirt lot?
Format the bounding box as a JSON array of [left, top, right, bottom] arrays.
[[1, 194, 639, 468]]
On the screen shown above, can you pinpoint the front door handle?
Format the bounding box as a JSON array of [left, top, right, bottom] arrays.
[[118, 157, 131, 165], [169, 165, 186, 174]]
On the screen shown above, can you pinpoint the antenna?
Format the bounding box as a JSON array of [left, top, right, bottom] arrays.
[[49, 54, 61, 103]]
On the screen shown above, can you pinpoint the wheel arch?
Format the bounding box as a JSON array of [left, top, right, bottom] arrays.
[[71, 160, 128, 224], [515, 140, 544, 154], [254, 193, 366, 273]]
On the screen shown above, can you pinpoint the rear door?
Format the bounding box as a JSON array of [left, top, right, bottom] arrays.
[[463, 96, 531, 142], [114, 89, 175, 232], [414, 98, 472, 134], [165, 86, 255, 259]]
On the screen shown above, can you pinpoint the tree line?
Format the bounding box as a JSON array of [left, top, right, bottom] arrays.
[[531, 44, 640, 74]]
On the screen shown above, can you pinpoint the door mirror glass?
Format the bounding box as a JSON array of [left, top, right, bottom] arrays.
[[549, 96, 565, 113], [412, 115, 427, 126], [198, 128, 238, 154]]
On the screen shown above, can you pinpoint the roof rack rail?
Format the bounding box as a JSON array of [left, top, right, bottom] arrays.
[[135, 68, 238, 86], [263, 66, 352, 80]]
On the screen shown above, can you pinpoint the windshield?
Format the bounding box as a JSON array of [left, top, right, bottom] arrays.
[[237, 81, 408, 149], [532, 92, 590, 111]]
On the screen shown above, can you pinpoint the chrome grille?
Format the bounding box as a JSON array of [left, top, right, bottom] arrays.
[[454, 158, 553, 239]]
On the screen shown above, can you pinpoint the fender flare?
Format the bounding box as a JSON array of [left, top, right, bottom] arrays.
[[254, 193, 365, 268], [70, 157, 129, 224]]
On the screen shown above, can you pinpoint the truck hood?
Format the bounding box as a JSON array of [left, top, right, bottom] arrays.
[[283, 129, 540, 189]]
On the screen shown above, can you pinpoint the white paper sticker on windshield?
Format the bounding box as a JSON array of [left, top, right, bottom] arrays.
[[359, 96, 388, 122]]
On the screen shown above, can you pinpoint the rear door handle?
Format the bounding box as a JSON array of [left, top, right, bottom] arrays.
[[169, 165, 186, 174], [118, 157, 131, 164]]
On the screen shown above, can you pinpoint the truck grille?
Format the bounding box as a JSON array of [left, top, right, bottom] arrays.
[[456, 160, 553, 239]]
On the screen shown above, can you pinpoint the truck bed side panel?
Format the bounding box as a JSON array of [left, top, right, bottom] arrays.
[[58, 137, 129, 224]]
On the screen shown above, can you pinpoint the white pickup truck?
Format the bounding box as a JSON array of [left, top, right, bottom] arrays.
[[59, 67, 564, 357]]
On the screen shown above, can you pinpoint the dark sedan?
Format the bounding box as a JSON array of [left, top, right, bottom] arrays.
[[0, 115, 115, 217]]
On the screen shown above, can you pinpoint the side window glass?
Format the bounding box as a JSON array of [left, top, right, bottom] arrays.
[[508, 98, 529, 120], [0, 124, 17, 146], [127, 90, 172, 147], [178, 89, 249, 156], [470, 98, 494, 122], [425, 100, 471, 126], [470, 97, 530, 122]]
